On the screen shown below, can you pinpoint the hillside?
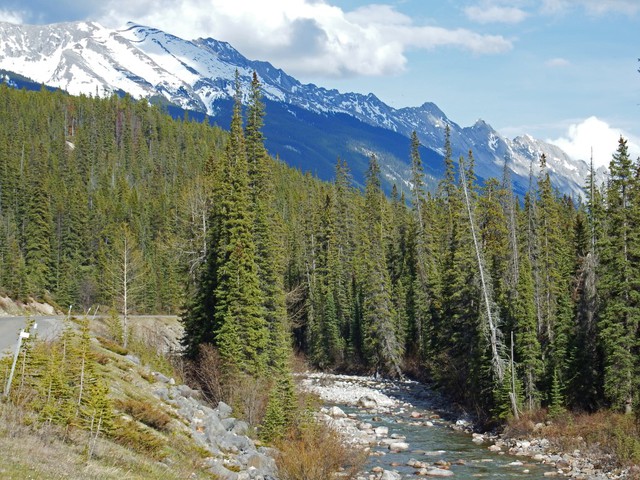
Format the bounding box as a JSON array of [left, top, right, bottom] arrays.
[[0, 315, 277, 479]]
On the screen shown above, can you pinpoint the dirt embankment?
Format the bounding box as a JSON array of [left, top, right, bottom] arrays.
[[0, 296, 60, 316]]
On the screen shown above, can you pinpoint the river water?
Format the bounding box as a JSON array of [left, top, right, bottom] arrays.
[[335, 378, 557, 479]]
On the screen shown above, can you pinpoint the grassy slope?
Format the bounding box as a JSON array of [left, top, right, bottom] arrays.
[[0, 316, 216, 480]]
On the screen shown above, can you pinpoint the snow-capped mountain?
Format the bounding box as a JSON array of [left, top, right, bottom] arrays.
[[0, 20, 595, 196]]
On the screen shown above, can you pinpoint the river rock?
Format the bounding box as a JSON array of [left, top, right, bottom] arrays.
[[418, 467, 454, 477], [380, 471, 402, 480], [374, 426, 388, 436], [488, 444, 502, 452], [329, 406, 347, 418], [359, 395, 379, 409], [389, 441, 410, 452], [408, 458, 428, 469]]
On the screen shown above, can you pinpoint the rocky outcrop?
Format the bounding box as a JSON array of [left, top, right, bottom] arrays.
[[153, 384, 277, 480]]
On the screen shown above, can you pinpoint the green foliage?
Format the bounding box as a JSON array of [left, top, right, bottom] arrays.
[[493, 368, 523, 421], [598, 137, 640, 413], [260, 385, 288, 443], [97, 336, 129, 356], [548, 369, 566, 418], [5, 80, 640, 428]]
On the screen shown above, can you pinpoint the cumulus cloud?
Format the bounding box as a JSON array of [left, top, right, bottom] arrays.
[[548, 116, 640, 168], [93, 0, 512, 78], [464, 4, 528, 24], [0, 9, 25, 24], [545, 57, 570, 67]]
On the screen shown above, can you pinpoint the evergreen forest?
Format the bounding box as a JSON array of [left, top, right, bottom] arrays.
[[0, 77, 638, 425]]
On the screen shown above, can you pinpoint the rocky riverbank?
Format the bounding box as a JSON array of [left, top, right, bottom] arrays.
[[300, 373, 630, 480]]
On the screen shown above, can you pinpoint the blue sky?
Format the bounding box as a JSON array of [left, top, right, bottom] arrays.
[[1, 0, 638, 166]]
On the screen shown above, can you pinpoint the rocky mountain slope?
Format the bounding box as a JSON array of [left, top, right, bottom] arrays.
[[0, 20, 599, 196]]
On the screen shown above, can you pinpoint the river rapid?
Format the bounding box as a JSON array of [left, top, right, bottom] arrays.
[[300, 373, 619, 480]]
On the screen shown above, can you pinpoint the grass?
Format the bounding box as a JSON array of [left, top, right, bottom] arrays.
[[115, 398, 172, 432], [0, 402, 213, 480], [0, 316, 216, 480]]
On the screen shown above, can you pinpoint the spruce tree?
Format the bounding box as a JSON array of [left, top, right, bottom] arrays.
[[360, 155, 403, 376], [212, 72, 269, 375], [407, 131, 432, 359], [599, 136, 640, 413]]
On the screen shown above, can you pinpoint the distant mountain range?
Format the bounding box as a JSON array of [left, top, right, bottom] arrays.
[[0, 20, 602, 196]]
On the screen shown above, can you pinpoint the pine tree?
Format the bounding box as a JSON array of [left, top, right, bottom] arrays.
[[599, 136, 640, 413], [24, 150, 54, 295], [407, 131, 432, 359], [211, 72, 269, 375], [360, 155, 403, 376]]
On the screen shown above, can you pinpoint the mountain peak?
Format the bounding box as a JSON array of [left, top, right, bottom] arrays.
[[0, 20, 588, 197]]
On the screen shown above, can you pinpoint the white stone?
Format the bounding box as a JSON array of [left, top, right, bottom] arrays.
[[424, 467, 454, 477], [328, 406, 347, 418], [388, 441, 410, 452], [374, 426, 389, 436]]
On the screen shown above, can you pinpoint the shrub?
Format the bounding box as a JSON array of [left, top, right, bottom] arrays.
[[115, 398, 172, 431], [275, 422, 366, 480], [97, 337, 129, 356], [185, 343, 224, 405], [527, 410, 640, 469]]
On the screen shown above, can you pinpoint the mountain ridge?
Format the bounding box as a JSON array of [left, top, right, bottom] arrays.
[[0, 20, 600, 196]]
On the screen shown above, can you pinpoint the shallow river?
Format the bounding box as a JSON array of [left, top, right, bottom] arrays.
[[342, 380, 556, 479]]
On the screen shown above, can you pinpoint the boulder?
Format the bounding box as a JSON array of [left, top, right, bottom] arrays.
[[423, 467, 454, 477], [232, 420, 250, 436], [388, 441, 410, 452], [208, 459, 239, 480], [328, 406, 347, 418], [374, 426, 389, 436], [217, 401, 233, 419], [358, 395, 378, 409], [153, 372, 171, 383], [380, 471, 402, 480], [241, 452, 277, 478], [215, 431, 254, 453]]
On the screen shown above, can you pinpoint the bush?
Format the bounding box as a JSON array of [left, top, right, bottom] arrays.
[[185, 344, 224, 405], [524, 410, 640, 469], [115, 398, 172, 432], [97, 337, 129, 356], [275, 422, 366, 480]]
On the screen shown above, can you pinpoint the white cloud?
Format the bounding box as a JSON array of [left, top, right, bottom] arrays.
[[541, 0, 640, 15], [464, 4, 528, 24], [94, 0, 512, 78], [545, 57, 570, 67], [548, 116, 640, 168], [0, 9, 25, 24]]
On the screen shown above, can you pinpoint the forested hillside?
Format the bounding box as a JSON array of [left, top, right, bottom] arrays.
[[0, 79, 638, 423]]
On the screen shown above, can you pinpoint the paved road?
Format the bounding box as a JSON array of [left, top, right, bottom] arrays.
[[0, 316, 65, 354]]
